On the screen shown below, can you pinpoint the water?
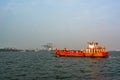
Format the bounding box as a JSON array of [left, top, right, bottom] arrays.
[[0, 51, 120, 80]]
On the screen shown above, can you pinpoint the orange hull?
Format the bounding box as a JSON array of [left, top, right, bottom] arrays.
[[55, 42, 109, 58], [84, 52, 108, 57], [55, 50, 108, 57], [56, 51, 84, 57]]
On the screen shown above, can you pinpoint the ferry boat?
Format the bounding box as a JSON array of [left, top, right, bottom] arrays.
[[55, 42, 109, 57]]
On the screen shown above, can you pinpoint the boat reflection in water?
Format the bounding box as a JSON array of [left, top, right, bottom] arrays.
[[83, 58, 109, 80], [55, 57, 109, 80]]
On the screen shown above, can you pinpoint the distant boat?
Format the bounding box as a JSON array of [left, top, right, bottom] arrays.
[[55, 42, 109, 57]]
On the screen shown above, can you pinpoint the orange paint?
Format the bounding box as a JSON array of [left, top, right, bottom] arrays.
[[55, 42, 109, 57]]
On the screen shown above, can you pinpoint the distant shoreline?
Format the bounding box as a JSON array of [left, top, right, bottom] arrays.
[[0, 48, 119, 53], [0, 48, 54, 52]]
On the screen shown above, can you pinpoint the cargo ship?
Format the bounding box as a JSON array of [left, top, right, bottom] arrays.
[[55, 42, 109, 57]]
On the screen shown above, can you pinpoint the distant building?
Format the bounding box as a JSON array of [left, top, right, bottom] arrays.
[[42, 43, 55, 50]]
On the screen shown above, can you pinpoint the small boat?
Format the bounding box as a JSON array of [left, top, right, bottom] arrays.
[[55, 42, 109, 57]]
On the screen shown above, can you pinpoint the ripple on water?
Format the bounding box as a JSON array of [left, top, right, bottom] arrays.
[[0, 51, 120, 80]]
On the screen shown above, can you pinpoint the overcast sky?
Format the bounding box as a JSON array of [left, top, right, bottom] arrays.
[[0, 0, 120, 50]]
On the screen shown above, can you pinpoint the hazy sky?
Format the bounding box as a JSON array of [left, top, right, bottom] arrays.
[[0, 0, 120, 50]]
